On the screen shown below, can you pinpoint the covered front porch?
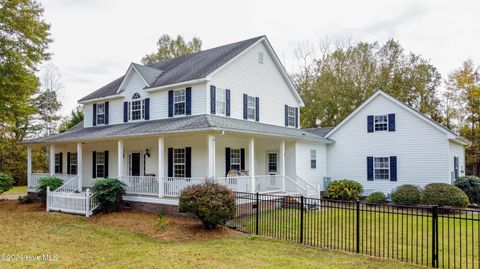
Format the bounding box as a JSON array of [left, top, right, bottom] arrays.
[[27, 132, 319, 202]]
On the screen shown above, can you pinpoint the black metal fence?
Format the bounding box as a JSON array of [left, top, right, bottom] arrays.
[[229, 192, 480, 269]]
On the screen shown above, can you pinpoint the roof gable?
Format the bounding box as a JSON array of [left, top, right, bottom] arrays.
[[78, 36, 264, 103], [325, 90, 469, 145]]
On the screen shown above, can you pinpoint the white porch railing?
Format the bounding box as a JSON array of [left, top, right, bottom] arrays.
[[255, 175, 284, 193], [46, 176, 98, 217], [120, 176, 159, 196], [28, 173, 78, 190], [215, 176, 252, 193], [163, 177, 205, 197]]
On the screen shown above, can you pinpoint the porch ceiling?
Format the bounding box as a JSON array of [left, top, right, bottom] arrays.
[[21, 115, 332, 145]]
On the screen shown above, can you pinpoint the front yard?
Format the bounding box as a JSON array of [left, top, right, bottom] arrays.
[[0, 200, 422, 269]]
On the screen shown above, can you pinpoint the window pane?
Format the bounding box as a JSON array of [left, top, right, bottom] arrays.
[[247, 96, 256, 120], [288, 106, 296, 127], [131, 100, 142, 120], [96, 152, 105, 178], [216, 89, 226, 115], [173, 148, 186, 177], [230, 149, 241, 171], [174, 90, 186, 116], [374, 157, 390, 180], [96, 103, 105, 124], [374, 115, 388, 131]]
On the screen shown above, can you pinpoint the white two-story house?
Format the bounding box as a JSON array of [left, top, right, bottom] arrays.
[[23, 36, 469, 216]]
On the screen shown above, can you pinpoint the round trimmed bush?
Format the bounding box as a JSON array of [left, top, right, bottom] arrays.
[[36, 177, 64, 203], [454, 176, 480, 205], [179, 179, 236, 230], [392, 185, 422, 206], [0, 172, 14, 194], [366, 192, 387, 204], [92, 178, 126, 213], [422, 183, 469, 208], [324, 179, 363, 201]]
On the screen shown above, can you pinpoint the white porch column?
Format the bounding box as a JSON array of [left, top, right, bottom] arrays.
[[158, 137, 164, 198], [249, 138, 255, 193], [77, 143, 83, 190], [280, 141, 286, 192], [207, 135, 216, 178], [117, 140, 124, 179], [27, 146, 32, 187], [49, 144, 55, 176]]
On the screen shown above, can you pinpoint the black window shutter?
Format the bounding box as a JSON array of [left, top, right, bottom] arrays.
[[185, 147, 192, 178], [168, 90, 174, 117], [225, 147, 231, 176], [226, 89, 231, 116], [295, 107, 299, 128], [105, 102, 109, 125], [367, 115, 374, 133], [93, 103, 97, 126], [367, 156, 374, 181], [390, 156, 397, 181], [67, 152, 71, 174], [167, 148, 173, 177], [255, 97, 260, 122], [123, 102, 128, 123], [388, 114, 396, 132], [240, 148, 245, 170], [59, 152, 63, 174], [243, 94, 247, 119], [186, 87, 192, 115], [92, 151, 97, 178], [104, 151, 109, 178], [144, 98, 150, 120], [210, 85, 216, 114], [284, 105, 288, 126]]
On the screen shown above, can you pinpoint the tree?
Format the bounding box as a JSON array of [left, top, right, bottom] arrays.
[[142, 34, 202, 65], [445, 60, 480, 176], [59, 106, 84, 133], [294, 39, 442, 128], [34, 62, 62, 136], [0, 0, 51, 183]]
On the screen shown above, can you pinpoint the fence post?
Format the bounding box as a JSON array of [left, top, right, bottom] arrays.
[[46, 186, 50, 212], [432, 205, 439, 268], [255, 192, 259, 235], [300, 195, 304, 244], [356, 200, 360, 254], [86, 188, 90, 217]]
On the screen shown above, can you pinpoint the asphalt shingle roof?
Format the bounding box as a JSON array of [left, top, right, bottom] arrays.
[[78, 36, 264, 102], [303, 127, 334, 137], [22, 115, 329, 144]]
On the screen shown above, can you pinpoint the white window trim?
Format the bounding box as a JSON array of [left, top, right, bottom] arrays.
[[247, 96, 256, 121], [230, 149, 241, 171], [96, 102, 106, 125], [174, 89, 186, 116], [173, 148, 186, 178], [373, 156, 390, 180], [216, 88, 227, 116], [310, 150, 317, 169], [374, 115, 388, 132], [287, 106, 296, 127], [69, 153, 77, 175], [129, 93, 144, 121], [96, 152, 105, 179], [266, 151, 278, 174]]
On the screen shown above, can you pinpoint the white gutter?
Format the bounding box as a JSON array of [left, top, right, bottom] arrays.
[[145, 78, 209, 92]]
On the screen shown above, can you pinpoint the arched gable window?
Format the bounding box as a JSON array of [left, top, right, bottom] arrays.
[[129, 92, 145, 121]]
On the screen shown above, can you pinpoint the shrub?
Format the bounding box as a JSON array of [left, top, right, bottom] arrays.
[[324, 179, 363, 201], [422, 183, 469, 208], [454, 176, 480, 205], [366, 192, 387, 204], [391, 185, 422, 206], [154, 211, 168, 232], [18, 195, 34, 204], [0, 172, 14, 194], [92, 178, 126, 213], [36, 177, 64, 203], [179, 180, 236, 230]]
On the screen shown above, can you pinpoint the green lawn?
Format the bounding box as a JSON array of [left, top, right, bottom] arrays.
[[0, 186, 27, 196], [233, 204, 480, 269], [0, 201, 423, 269]]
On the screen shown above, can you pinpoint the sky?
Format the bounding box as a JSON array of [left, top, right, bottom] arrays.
[[40, 0, 480, 116]]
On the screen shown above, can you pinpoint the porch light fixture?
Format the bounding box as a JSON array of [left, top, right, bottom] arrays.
[[145, 148, 151, 157]]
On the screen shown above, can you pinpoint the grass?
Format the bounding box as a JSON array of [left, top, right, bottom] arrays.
[[0, 200, 423, 269], [233, 203, 480, 269], [0, 186, 27, 196]]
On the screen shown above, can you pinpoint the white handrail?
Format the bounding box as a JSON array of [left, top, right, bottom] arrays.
[[52, 175, 79, 194]]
